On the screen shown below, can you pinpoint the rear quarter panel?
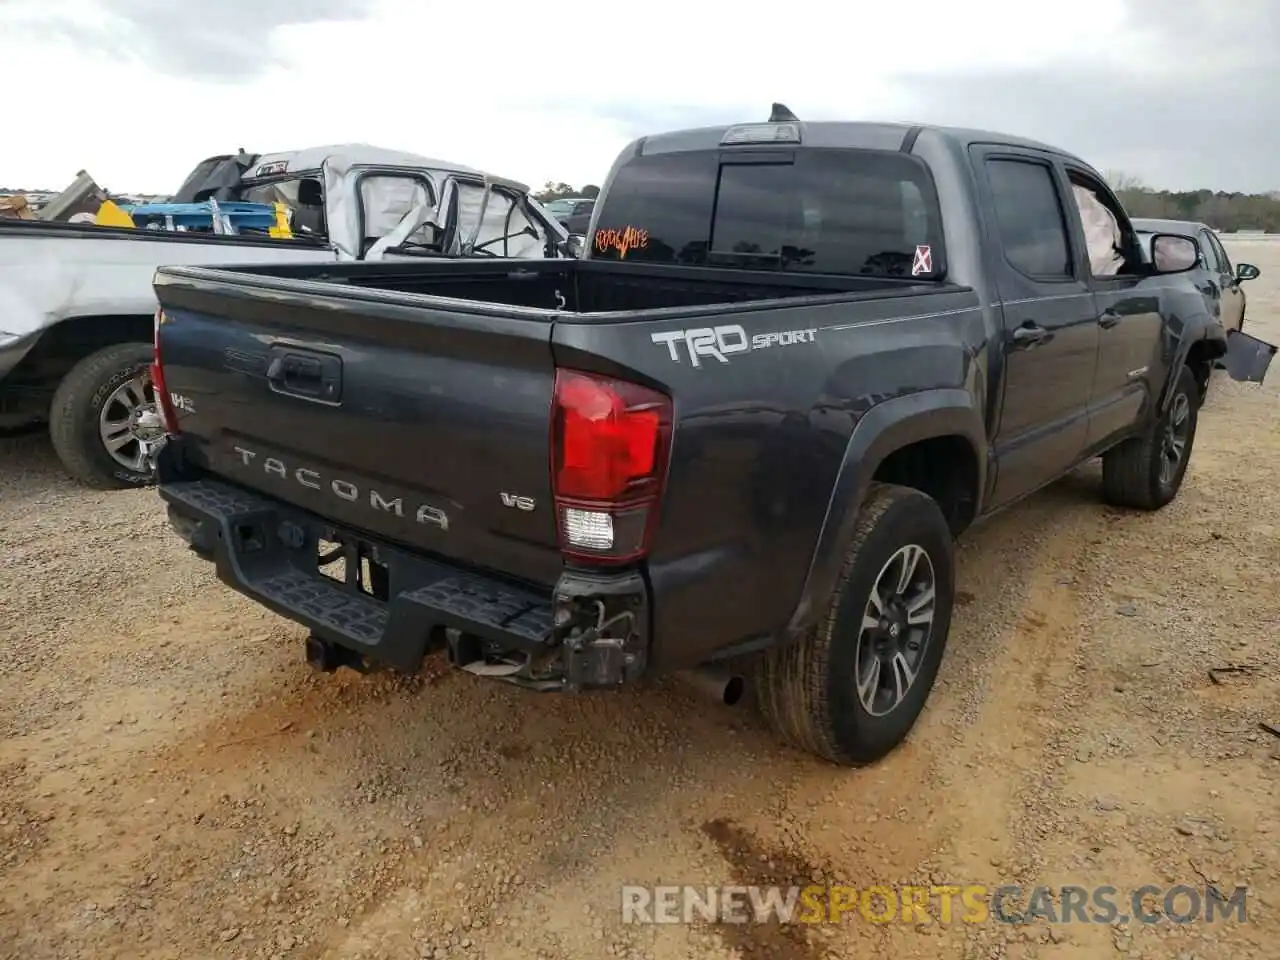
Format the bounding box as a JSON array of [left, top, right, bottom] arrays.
[[553, 287, 988, 671]]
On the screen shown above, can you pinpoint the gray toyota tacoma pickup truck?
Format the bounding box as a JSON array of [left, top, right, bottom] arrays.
[[149, 106, 1226, 766]]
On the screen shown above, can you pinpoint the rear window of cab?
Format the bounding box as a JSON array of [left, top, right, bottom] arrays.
[[590, 148, 945, 280]]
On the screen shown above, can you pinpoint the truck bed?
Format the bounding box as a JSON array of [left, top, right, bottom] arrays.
[[166, 257, 955, 315]]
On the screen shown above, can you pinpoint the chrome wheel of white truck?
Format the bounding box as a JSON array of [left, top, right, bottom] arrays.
[[49, 342, 159, 489]]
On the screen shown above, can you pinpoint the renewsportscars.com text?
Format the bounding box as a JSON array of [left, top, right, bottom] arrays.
[[620, 883, 1249, 925]]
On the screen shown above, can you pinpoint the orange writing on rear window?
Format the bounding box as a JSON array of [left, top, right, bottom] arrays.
[[594, 226, 649, 259]]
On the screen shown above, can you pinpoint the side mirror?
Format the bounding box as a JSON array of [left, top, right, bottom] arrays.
[[1150, 233, 1200, 274], [1236, 262, 1261, 282], [565, 234, 586, 258]]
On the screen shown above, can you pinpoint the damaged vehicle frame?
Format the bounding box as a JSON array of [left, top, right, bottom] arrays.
[[0, 143, 573, 490], [170, 146, 574, 261]]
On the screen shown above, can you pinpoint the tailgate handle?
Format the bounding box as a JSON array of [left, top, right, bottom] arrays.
[[265, 348, 342, 403]]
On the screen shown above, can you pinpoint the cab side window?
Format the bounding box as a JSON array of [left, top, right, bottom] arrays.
[[985, 158, 1073, 279], [1066, 170, 1142, 278], [455, 183, 547, 257], [358, 174, 436, 253], [1198, 230, 1221, 272], [239, 177, 328, 239], [1207, 231, 1233, 276]]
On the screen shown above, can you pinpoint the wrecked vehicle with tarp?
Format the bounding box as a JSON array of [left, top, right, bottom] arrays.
[[0, 143, 576, 490]]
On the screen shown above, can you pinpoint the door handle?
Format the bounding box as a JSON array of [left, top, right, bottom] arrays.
[[266, 355, 321, 383], [1098, 310, 1121, 329], [1011, 323, 1052, 348]]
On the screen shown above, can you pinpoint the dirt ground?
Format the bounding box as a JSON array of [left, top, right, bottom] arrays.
[[2, 240, 1278, 960]]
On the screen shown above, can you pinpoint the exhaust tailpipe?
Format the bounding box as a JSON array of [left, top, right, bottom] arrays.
[[675, 668, 746, 706]]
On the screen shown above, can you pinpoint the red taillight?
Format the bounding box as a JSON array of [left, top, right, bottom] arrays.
[[551, 369, 672, 565], [153, 309, 180, 434]]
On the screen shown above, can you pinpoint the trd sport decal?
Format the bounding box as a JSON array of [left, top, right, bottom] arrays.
[[650, 324, 818, 367], [594, 226, 649, 259]]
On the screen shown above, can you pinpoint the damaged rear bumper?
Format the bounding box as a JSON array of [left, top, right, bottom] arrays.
[[157, 474, 650, 691]]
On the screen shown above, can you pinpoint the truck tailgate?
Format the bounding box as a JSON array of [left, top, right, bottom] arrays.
[[153, 268, 564, 588]]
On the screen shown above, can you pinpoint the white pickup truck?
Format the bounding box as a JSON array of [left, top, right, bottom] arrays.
[[0, 143, 577, 488]]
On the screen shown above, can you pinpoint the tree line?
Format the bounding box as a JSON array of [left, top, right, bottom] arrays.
[[1106, 172, 1280, 233], [534, 182, 599, 201]]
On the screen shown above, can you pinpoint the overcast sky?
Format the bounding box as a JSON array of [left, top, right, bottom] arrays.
[[2, 0, 1275, 194]]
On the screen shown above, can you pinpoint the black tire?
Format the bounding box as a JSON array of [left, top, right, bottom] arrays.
[[48, 342, 158, 490], [753, 483, 956, 766], [1101, 363, 1199, 510]]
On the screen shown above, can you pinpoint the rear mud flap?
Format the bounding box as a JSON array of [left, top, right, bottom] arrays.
[[1224, 329, 1277, 384]]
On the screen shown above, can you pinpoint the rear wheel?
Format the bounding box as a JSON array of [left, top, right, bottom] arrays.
[[49, 342, 162, 490], [754, 483, 955, 766], [1101, 363, 1199, 510]]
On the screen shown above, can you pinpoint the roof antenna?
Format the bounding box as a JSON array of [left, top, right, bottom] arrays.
[[769, 102, 799, 123]]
